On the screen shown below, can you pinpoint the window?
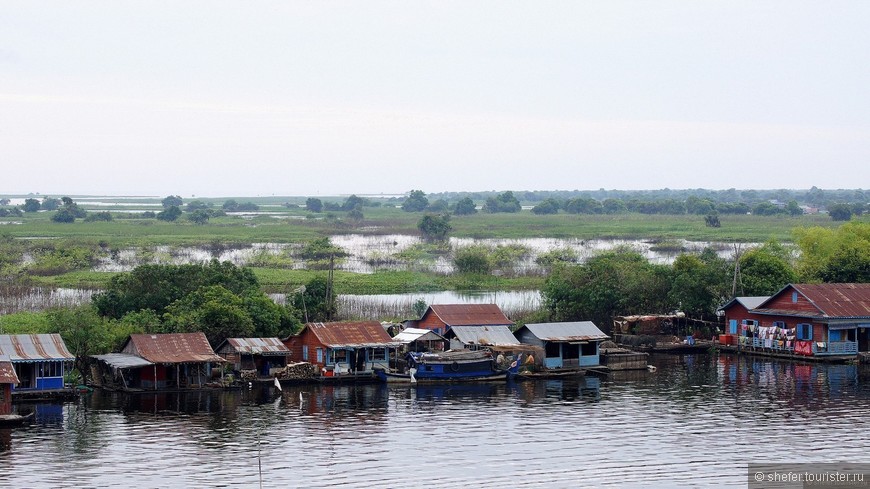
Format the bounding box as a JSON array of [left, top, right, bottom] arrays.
[[333, 349, 347, 363], [580, 342, 597, 356], [792, 291, 799, 303], [316, 348, 323, 363], [797, 323, 813, 341], [773, 321, 786, 328], [545, 342, 561, 358], [369, 348, 386, 361], [563, 343, 580, 359], [302, 345, 308, 361]]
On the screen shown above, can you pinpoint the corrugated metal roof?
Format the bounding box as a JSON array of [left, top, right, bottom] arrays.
[[796, 283, 870, 318], [0, 334, 75, 362], [519, 321, 609, 342], [393, 328, 446, 344], [0, 356, 19, 385], [447, 325, 520, 346], [306, 321, 398, 348], [753, 283, 870, 319], [221, 338, 289, 355], [428, 304, 513, 326], [92, 353, 154, 369], [717, 297, 770, 313], [125, 333, 224, 364]]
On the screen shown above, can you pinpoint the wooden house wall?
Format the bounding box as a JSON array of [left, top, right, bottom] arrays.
[[764, 286, 823, 315], [416, 313, 448, 334], [515, 329, 545, 349], [0, 385, 11, 415], [284, 333, 326, 368]]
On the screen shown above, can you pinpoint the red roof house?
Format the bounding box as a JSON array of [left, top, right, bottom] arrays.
[[413, 304, 513, 335], [283, 321, 398, 377]]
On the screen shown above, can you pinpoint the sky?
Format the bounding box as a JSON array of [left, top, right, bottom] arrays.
[[1, 2, 868, 198]]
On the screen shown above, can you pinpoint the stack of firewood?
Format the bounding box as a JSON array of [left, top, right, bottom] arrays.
[[275, 362, 317, 380]]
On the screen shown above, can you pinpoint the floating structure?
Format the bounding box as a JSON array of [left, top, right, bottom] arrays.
[[0, 334, 75, 394], [514, 321, 609, 375], [375, 349, 517, 384], [392, 328, 448, 353], [283, 321, 399, 379], [214, 338, 291, 381], [90, 333, 225, 391], [720, 283, 870, 362], [0, 356, 19, 415], [444, 325, 520, 350], [409, 303, 513, 335]]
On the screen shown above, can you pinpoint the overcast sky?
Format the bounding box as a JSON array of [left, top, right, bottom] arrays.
[[2, 2, 868, 197]]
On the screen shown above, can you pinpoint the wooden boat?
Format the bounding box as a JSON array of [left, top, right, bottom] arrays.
[[0, 412, 34, 427], [375, 350, 518, 384], [514, 368, 586, 380]]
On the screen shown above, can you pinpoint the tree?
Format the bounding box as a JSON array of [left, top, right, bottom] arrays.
[[156, 205, 182, 221], [667, 251, 730, 319], [602, 198, 626, 214], [794, 222, 870, 282], [346, 208, 364, 223], [532, 199, 561, 215], [417, 214, 452, 241], [163, 285, 255, 346], [51, 208, 77, 223], [162, 195, 183, 208], [222, 199, 239, 211], [453, 197, 478, 216], [84, 211, 113, 222], [786, 200, 803, 216], [738, 241, 796, 296], [289, 276, 336, 322], [188, 209, 210, 224], [22, 198, 41, 212], [342, 194, 366, 211], [51, 306, 114, 382], [483, 191, 521, 213], [704, 214, 721, 227], [305, 198, 323, 213], [186, 200, 210, 212], [402, 190, 429, 212], [426, 199, 449, 212], [41, 197, 61, 211], [828, 203, 853, 221]]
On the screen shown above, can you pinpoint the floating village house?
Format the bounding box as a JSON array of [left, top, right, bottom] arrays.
[[284, 321, 397, 377], [444, 325, 521, 351], [214, 338, 290, 379], [392, 328, 448, 353], [514, 321, 609, 369], [722, 283, 870, 359], [0, 356, 20, 415], [411, 304, 513, 335], [0, 334, 74, 391], [716, 296, 769, 344], [91, 333, 224, 391]]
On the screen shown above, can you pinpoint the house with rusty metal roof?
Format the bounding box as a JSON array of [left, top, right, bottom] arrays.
[[0, 334, 75, 392], [214, 338, 291, 378], [91, 333, 224, 391], [514, 321, 609, 369], [283, 321, 399, 378], [411, 304, 513, 335], [0, 356, 20, 416], [392, 328, 448, 353], [723, 283, 870, 360]]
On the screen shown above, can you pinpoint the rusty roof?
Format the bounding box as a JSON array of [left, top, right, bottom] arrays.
[[517, 321, 609, 342], [427, 304, 513, 326], [218, 338, 289, 356], [754, 283, 870, 319], [303, 321, 398, 348], [0, 356, 19, 385], [0, 334, 75, 363], [124, 333, 224, 364]]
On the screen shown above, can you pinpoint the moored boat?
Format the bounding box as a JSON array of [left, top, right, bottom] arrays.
[[0, 412, 34, 427], [375, 350, 518, 384]]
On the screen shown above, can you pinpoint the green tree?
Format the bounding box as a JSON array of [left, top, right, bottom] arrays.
[[418, 214, 452, 241], [483, 191, 521, 213], [402, 190, 429, 212], [84, 211, 113, 222], [163, 285, 255, 346], [667, 251, 730, 319], [186, 200, 210, 212], [531, 199, 561, 215], [828, 203, 852, 221], [51, 208, 77, 223], [41, 197, 61, 211], [188, 209, 210, 224], [162, 195, 183, 208], [305, 198, 323, 212], [342, 194, 367, 211], [51, 306, 113, 382], [289, 276, 336, 322], [22, 198, 41, 212], [453, 197, 478, 216], [156, 205, 182, 221], [795, 222, 870, 282], [222, 199, 239, 211], [786, 200, 803, 216], [738, 241, 796, 295]]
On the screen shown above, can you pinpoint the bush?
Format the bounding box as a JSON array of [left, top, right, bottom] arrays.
[[453, 246, 492, 274]]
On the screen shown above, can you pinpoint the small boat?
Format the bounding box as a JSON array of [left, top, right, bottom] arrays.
[[0, 412, 34, 427], [375, 350, 518, 384], [514, 368, 586, 380]]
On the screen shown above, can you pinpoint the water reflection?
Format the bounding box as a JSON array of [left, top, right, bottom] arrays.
[[1, 354, 869, 488]]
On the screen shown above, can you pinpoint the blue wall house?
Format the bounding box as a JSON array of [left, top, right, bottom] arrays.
[[514, 322, 609, 369], [0, 334, 74, 391]]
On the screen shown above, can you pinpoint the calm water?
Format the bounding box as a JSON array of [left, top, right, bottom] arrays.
[[2, 354, 869, 488]]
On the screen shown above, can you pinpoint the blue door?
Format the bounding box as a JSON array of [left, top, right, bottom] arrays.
[[729, 320, 737, 335]]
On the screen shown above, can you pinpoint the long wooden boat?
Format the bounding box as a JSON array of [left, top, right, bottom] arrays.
[[514, 368, 586, 380], [375, 350, 518, 384], [0, 412, 34, 427]]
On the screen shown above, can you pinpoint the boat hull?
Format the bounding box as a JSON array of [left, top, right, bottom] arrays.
[[376, 369, 508, 384]]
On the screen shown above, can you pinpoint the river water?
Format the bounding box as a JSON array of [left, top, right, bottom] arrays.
[[2, 353, 869, 488]]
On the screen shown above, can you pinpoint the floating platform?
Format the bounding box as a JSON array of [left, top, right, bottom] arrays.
[[600, 349, 650, 371]]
